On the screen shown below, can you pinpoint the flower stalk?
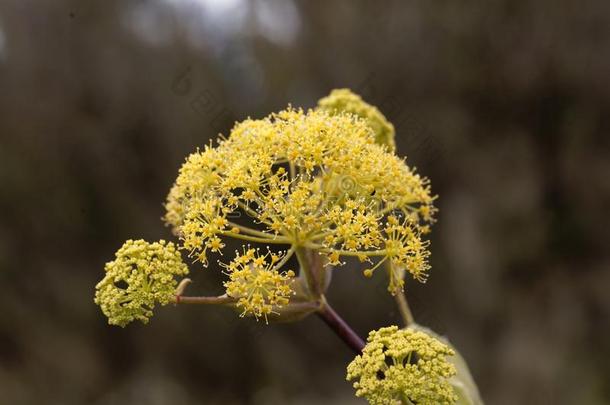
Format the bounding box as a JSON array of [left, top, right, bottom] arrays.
[[394, 289, 415, 326], [316, 296, 365, 354], [174, 294, 234, 305]]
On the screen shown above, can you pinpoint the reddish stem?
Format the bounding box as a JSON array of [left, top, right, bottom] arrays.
[[316, 299, 365, 354]]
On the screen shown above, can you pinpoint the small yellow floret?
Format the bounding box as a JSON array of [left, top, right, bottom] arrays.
[[328, 251, 341, 266], [223, 248, 295, 322]]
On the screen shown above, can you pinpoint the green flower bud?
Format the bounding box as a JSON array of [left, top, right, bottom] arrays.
[[94, 239, 189, 327], [318, 88, 396, 151]]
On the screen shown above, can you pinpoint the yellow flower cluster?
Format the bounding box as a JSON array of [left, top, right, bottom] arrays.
[[93, 88, 465, 405], [222, 247, 295, 322], [318, 88, 396, 150], [347, 326, 457, 405], [381, 215, 431, 293], [94, 240, 189, 327], [165, 100, 435, 295]]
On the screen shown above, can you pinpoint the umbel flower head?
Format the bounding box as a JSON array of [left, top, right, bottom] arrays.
[[94, 239, 189, 327], [165, 103, 435, 298], [347, 326, 457, 405], [318, 88, 396, 151], [222, 247, 295, 322]]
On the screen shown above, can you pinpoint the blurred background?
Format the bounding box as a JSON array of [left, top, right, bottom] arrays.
[[1, 1, 609, 404]]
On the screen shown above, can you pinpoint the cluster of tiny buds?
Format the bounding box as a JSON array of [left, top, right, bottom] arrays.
[[347, 326, 458, 405]]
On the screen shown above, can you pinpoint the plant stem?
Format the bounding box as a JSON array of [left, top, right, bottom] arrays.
[[400, 392, 415, 404], [383, 261, 415, 327], [309, 247, 389, 257], [295, 247, 318, 298], [174, 294, 234, 305], [394, 288, 415, 326], [226, 221, 287, 240], [296, 245, 362, 353], [220, 230, 290, 245], [316, 296, 365, 354]]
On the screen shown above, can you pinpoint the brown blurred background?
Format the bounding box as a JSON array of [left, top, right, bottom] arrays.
[[1, 1, 609, 404]]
